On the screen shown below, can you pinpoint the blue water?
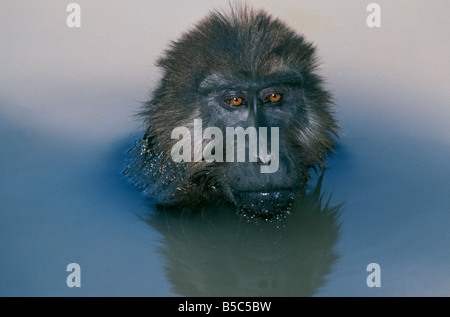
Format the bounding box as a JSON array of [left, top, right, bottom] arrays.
[[1, 103, 448, 296], [1, 0, 449, 296]]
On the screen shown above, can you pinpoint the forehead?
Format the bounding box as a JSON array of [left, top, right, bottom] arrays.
[[198, 69, 302, 93]]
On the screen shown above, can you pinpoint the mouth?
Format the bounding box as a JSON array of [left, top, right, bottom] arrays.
[[230, 189, 298, 219]]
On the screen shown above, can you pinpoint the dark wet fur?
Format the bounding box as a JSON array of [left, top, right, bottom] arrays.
[[125, 5, 338, 217]]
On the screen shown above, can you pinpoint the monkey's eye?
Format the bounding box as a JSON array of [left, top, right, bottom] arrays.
[[225, 97, 244, 107], [264, 93, 282, 103]]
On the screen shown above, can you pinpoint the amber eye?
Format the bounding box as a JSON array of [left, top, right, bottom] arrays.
[[264, 93, 282, 103], [226, 97, 244, 106]]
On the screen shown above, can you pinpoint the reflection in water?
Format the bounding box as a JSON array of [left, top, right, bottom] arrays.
[[144, 174, 343, 296]]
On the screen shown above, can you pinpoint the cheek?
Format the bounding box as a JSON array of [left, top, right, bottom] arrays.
[[260, 105, 297, 127], [234, 110, 250, 123], [219, 110, 250, 130]]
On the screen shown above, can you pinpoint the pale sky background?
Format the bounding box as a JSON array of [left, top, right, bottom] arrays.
[[1, 0, 448, 142]]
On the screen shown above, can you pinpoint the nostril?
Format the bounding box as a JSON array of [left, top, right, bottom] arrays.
[[256, 156, 271, 165]]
